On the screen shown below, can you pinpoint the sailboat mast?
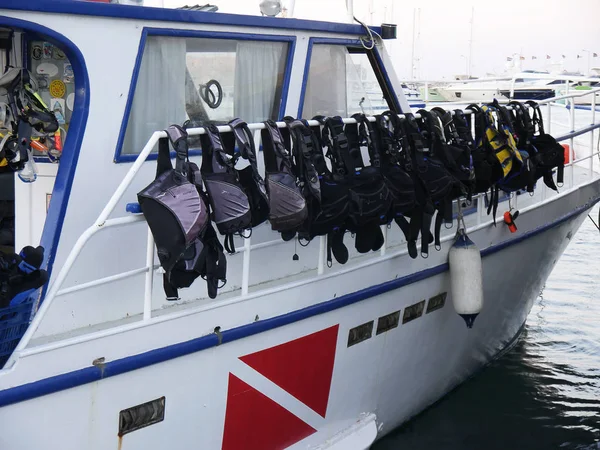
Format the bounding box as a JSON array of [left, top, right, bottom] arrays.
[[468, 6, 474, 77], [410, 8, 416, 80]]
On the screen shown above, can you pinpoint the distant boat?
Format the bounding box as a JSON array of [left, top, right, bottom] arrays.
[[435, 73, 563, 103]]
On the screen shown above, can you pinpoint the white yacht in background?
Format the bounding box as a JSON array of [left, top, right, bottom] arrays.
[[435, 71, 564, 103], [0, 1, 598, 450]]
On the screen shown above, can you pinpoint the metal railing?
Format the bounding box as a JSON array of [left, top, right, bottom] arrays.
[[8, 88, 600, 361]]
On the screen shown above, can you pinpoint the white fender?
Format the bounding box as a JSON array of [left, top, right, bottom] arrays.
[[448, 232, 483, 328]]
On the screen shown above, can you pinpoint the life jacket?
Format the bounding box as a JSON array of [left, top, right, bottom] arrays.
[[408, 110, 462, 254], [430, 107, 475, 198], [524, 100, 565, 190], [261, 119, 308, 240], [137, 125, 226, 300], [222, 118, 270, 228], [375, 111, 422, 258]]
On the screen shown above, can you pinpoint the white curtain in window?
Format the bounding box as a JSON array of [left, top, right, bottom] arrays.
[[123, 36, 188, 154], [234, 41, 285, 123], [302, 45, 346, 118]]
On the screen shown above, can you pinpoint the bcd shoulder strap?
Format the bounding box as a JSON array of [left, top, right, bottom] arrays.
[[200, 124, 252, 253], [282, 116, 321, 203], [261, 119, 308, 237], [321, 116, 355, 177], [224, 118, 270, 228]]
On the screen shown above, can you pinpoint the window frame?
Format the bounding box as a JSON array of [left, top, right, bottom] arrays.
[[297, 37, 400, 119], [113, 27, 297, 163]]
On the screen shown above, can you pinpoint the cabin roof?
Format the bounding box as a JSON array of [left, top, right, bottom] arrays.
[[0, 0, 381, 36]]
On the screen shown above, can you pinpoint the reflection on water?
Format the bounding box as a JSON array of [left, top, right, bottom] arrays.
[[374, 207, 600, 450]]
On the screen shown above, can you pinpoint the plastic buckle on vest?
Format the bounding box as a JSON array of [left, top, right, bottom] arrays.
[[302, 133, 313, 147], [334, 134, 348, 150]]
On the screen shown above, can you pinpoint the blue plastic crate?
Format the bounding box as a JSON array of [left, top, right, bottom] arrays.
[[0, 290, 36, 368]]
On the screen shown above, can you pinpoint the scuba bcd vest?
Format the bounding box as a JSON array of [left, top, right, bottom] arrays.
[[303, 117, 351, 266], [467, 103, 524, 222], [406, 111, 460, 255], [261, 119, 308, 240], [221, 118, 270, 228], [322, 115, 390, 255], [200, 123, 252, 254], [344, 113, 392, 253], [280, 116, 340, 244], [430, 107, 475, 198], [137, 125, 226, 300], [524, 100, 565, 190], [491, 100, 534, 193], [375, 110, 422, 258]]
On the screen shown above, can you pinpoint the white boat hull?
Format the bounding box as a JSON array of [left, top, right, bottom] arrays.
[[0, 179, 597, 450]]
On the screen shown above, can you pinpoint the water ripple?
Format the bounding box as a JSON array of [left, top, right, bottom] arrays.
[[374, 207, 600, 450]]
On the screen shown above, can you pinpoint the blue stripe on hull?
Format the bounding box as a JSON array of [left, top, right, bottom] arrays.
[[0, 194, 598, 408]]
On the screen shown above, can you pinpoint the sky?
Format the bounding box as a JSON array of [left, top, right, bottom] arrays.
[[141, 0, 600, 80]]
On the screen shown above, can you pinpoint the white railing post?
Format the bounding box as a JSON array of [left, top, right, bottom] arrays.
[[569, 98, 575, 187], [241, 236, 251, 297], [143, 226, 154, 320], [317, 235, 326, 275], [380, 225, 387, 256], [546, 102, 552, 134], [591, 94, 597, 175]]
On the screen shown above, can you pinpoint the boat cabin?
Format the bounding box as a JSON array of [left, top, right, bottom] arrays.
[[0, 1, 408, 361]]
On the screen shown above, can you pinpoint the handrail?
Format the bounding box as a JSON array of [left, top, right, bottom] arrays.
[[9, 95, 600, 361], [535, 87, 600, 104]]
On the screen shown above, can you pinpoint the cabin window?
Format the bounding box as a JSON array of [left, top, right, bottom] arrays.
[[122, 35, 290, 155], [301, 44, 392, 118]]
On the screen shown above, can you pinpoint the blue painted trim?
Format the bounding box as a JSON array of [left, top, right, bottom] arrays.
[[1, 191, 599, 407], [566, 103, 600, 112], [112, 28, 148, 164], [296, 38, 315, 118], [0, 17, 90, 305], [113, 28, 297, 163], [296, 37, 399, 118], [279, 37, 296, 120], [298, 38, 364, 119], [373, 47, 400, 114], [0, 0, 382, 37], [372, 46, 401, 113]]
